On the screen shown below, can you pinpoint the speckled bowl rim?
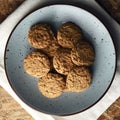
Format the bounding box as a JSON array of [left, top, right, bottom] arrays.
[[4, 4, 117, 116]]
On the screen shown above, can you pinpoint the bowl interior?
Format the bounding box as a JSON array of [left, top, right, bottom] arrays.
[[5, 5, 116, 115]]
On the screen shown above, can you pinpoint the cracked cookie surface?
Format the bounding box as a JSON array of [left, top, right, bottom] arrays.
[[57, 22, 83, 48], [41, 38, 60, 57], [38, 73, 65, 98], [53, 48, 74, 75], [66, 66, 91, 92], [71, 42, 95, 66], [24, 51, 50, 78], [28, 24, 55, 49]]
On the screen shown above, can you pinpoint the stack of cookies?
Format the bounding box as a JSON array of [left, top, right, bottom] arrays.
[[24, 22, 95, 98]]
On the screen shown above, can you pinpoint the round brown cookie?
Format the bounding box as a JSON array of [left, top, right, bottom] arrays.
[[41, 38, 60, 57], [28, 24, 55, 49], [24, 51, 50, 78], [38, 73, 66, 98], [66, 66, 92, 92], [57, 22, 83, 48], [71, 42, 95, 66], [53, 48, 74, 75]]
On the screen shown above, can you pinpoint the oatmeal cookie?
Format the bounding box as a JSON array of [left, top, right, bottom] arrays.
[[42, 38, 60, 57], [38, 73, 65, 98], [57, 22, 83, 48], [71, 42, 95, 66], [66, 66, 92, 92], [53, 48, 74, 75], [24, 51, 50, 78], [28, 24, 55, 49]]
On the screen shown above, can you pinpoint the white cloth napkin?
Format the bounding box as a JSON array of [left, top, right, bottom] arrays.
[[0, 0, 120, 120]]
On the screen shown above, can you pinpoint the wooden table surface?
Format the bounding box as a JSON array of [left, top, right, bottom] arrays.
[[0, 0, 120, 120], [0, 86, 33, 120]]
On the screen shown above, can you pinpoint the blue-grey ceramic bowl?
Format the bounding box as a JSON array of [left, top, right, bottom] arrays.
[[4, 5, 116, 115]]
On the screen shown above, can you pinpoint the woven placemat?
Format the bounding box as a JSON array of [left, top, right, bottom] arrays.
[[0, 0, 25, 23], [0, 86, 33, 120]]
